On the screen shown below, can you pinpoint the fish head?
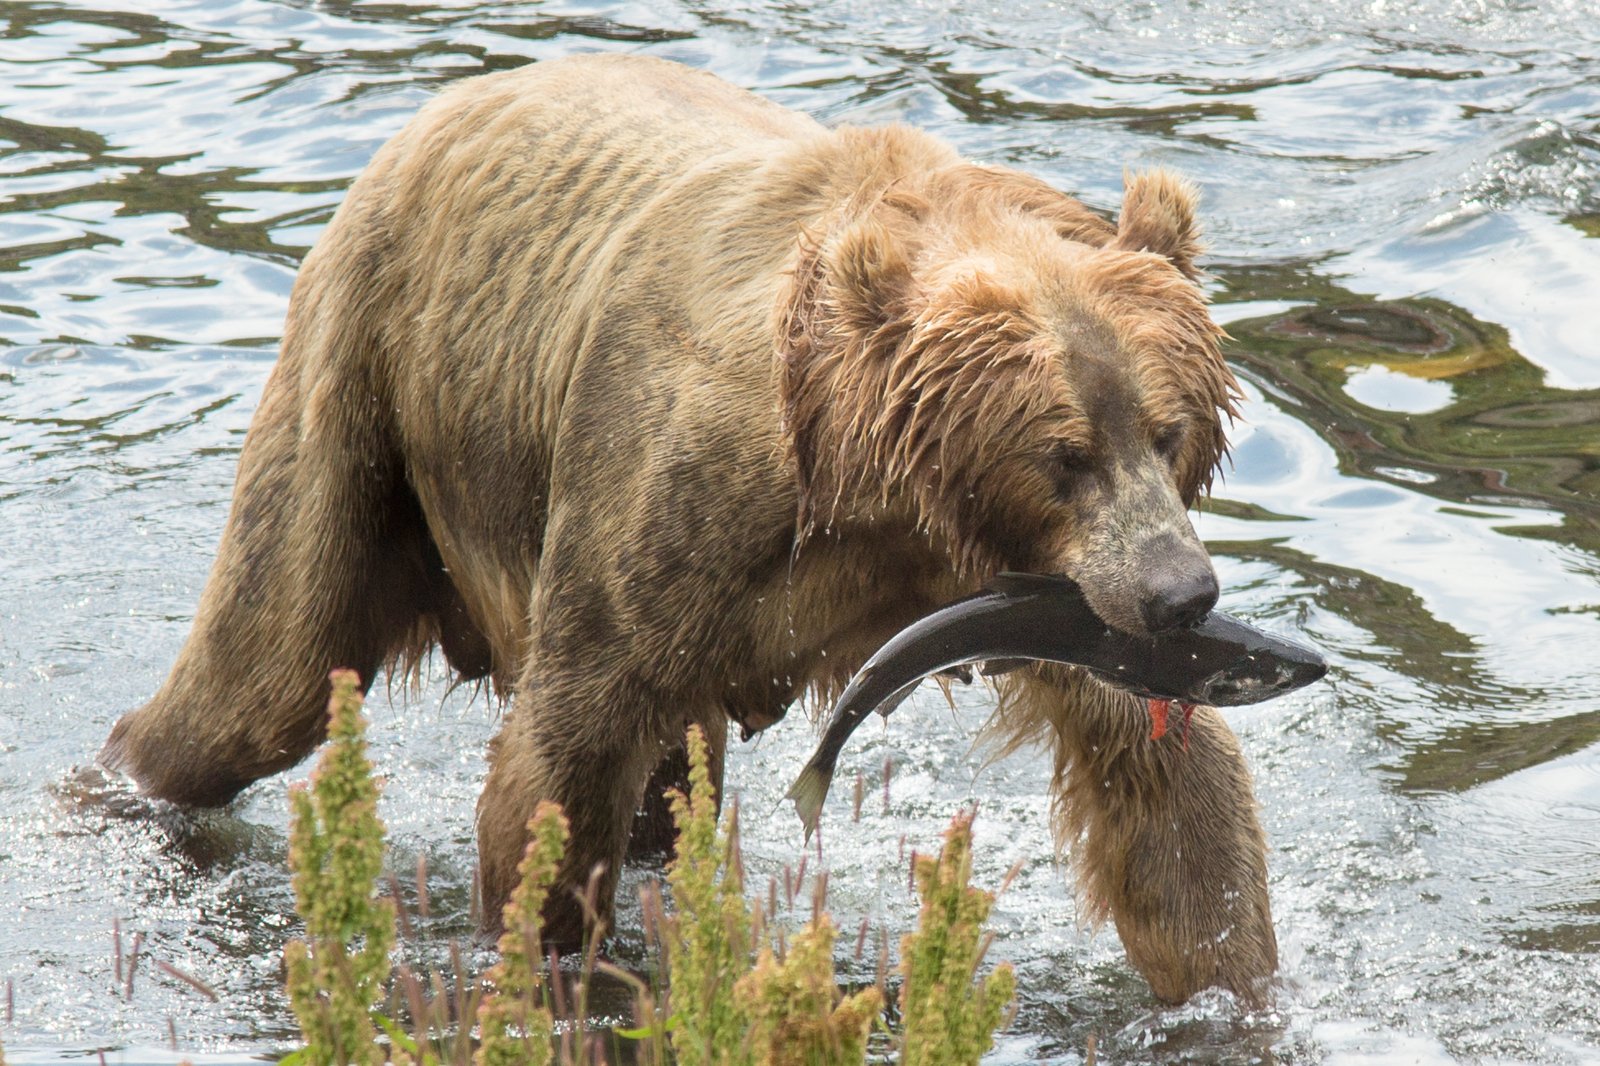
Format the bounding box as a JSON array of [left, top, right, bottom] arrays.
[[1193, 628, 1329, 706]]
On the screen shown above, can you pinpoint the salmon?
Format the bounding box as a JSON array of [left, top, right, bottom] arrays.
[[787, 572, 1326, 836]]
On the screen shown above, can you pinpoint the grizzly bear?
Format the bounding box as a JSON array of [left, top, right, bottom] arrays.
[[100, 53, 1275, 1005]]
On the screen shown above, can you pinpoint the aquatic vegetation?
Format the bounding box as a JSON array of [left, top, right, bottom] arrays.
[[281, 695, 1015, 1065], [474, 802, 568, 1066], [896, 813, 1015, 1066], [283, 670, 396, 1066]]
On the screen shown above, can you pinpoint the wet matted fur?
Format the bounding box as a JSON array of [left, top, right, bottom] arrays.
[[100, 54, 1271, 1005]]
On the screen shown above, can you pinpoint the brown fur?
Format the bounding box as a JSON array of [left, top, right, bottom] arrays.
[[99, 54, 1268, 1004]]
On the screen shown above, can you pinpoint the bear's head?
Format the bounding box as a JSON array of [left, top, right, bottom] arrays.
[[780, 167, 1240, 636]]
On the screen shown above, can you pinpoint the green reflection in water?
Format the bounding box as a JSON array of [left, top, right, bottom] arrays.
[[1216, 265, 1600, 563], [1210, 265, 1600, 811], [1209, 538, 1487, 693], [1209, 264, 1600, 797], [1399, 709, 1600, 796], [0, 1, 368, 279], [1564, 213, 1600, 240], [1206, 534, 1597, 802], [1511, 899, 1600, 955]]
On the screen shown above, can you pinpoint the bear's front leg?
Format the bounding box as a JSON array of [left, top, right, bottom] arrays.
[[1009, 666, 1277, 1006], [475, 658, 726, 944], [478, 689, 646, 944]]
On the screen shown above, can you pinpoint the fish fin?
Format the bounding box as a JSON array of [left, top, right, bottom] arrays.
[[785, 764, 834, 842], [979, 658, 1030, 677], [1148, 698, 1171, 740], [878, 679, 922, 718]]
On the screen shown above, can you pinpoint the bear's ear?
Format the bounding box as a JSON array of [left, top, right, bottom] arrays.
[[825, 217, 914, 336], [1114, 170, 1204, 280]]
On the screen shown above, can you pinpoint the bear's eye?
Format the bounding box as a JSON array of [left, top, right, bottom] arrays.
[[1043, 442, 1093, 500], [1154, 426, 1185, 465]]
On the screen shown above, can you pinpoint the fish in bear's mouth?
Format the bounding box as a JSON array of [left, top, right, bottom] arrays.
[[786, 571, 1328, 836]]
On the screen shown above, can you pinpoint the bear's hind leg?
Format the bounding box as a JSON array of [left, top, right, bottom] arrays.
[[101, 362, 436, 805]]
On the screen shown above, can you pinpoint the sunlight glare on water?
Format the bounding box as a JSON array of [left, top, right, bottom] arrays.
[[2, 0, 1598, 1062]]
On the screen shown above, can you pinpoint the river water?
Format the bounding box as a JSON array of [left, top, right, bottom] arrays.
[[2, 0, 1598, 1062]]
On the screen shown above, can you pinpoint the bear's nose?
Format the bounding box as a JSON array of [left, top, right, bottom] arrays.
[[1138, 563, 1219, 633]]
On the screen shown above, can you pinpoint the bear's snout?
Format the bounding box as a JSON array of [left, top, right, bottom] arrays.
[[1134, 532, 1219, 632]]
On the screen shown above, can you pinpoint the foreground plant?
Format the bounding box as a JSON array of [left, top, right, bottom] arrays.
[[282, 694, 1014, 1066], [734, 917, 881, 1066], [642, 725, 884, 1066], [475, 802, 569, 1066], [897, 812, 1016, 1066], [285, 670, 395, 1066], [658, 725, 756, 1066]]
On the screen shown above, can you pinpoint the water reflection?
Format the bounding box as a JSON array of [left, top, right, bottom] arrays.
[[1218, 271, 1600, 561], [1397, 710, 1600, 796]]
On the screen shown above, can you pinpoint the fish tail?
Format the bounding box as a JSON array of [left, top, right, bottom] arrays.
[[785, 763, 834, 841]]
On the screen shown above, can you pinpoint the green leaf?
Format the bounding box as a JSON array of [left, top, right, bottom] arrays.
[[614, 1012, 682, 1040], [373, 1013, 421, 1058]]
